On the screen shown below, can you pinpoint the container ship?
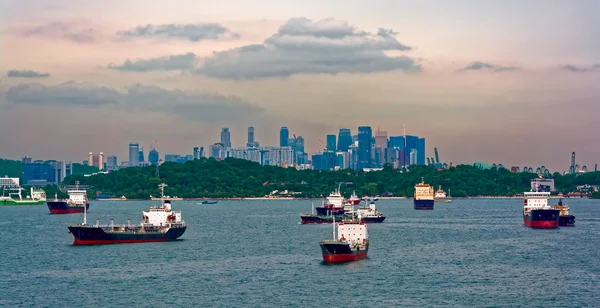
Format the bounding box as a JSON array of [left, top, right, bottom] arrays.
[[414, 178, 434, 210], [319, 217, 369, 264], [67, 183, 186, 245], [522, 190, 560, 229], [47, 182, 89, 214], [554, 199, 575, 226], [1, 187, 46, 205]]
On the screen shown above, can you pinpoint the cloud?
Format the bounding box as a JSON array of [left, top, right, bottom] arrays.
[[562, 64, 600, 72], [116, 23, 240, 42], [18, 22, 96, 43], [458, 61, 519, 72], [107, 53, 197, 72], [4, 81, 263, 123], [7, 70, 51, 78], [195, 17, 419, 79]]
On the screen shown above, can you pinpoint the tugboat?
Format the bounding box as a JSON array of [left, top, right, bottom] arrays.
[[314, 184, 346, 216], [347, 191, 361, 205], [554, 198, 575, 226], [67, 183, 186, 245], [319, 217, 369, 264], [357, 201, 385, 223], [46, 181, 89, 214], [434, 185, 452, 203], [522, 190, 560, 229], [414, 178, 434, 210]]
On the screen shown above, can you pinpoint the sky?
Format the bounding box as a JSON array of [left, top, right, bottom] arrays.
[[1, 0, 599, 172]]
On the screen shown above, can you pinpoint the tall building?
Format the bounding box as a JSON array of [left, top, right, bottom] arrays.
[[106, 156, 118, 169], [375, 129, 387, 148], [21, 156, 32, 163], [138, 147, 145, 163], [23, 161, 70, 185], [88, 152, 104, 170], [295, 136, 305, 154], [247, 126, 255, 147], [129, 142, 139, 167], [372, 146, 384, 168], [193, 147, 201, 160], [220, 128, 231, 148], [410, 148, 418, 165], [357, 126, 373, 169], [280, 127, 289, 147], [148, 148, 159, 165], [416, 138, 425, 165], [326, 134, 336, 151], [337, 128, 352, 152], [210, 143, 225, 160]]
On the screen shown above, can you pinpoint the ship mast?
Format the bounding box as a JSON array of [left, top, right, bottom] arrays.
[[83, 195, 87, 225], [159, 183, 167, 207], [332, 215, 336, 240]]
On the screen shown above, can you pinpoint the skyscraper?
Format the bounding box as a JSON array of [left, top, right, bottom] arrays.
[[247, 126, 254, 146], [129, 142, 139, 167], [138, 147, 145, 163], [106, 156, 118, 169], [358, 126, 373, 169], [220, 128, 231, 148], [280, 127, 289, 147], [193, 147, 201, 160], [416, 138, 425, 165], [337, 128, 352, 152], [148, 148, 159, 165], [88, 152, 104, 170], [326, 134, 336, 151], [375, 129, 387, 148]]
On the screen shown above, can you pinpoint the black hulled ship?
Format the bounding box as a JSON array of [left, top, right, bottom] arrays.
[[47, 181, 90, 214], [67, 184, 186, 245]]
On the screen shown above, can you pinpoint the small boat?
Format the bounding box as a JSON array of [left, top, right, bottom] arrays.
[[434, 186, 452, 203], [554, 198, 575, 226], [201, 200, 218, 204]]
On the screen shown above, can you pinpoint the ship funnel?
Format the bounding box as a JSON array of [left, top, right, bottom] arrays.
[[127, 218, 131, 227], [110, 217, 114, 230], [95, 218, 100, 227]]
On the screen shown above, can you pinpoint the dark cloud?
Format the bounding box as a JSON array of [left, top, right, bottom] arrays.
[[195, 17, 419, 79], [107, 53, 197, 72], [3, 81, 262, 123], [116, 23, 240, 42], [19, 22, 96, 43], [7, 70, 51, 78], [562, 64, 600, 72], [458, 61, 519, 72]]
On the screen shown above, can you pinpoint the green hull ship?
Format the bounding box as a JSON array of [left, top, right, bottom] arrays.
[[0, 187, 47, 206]]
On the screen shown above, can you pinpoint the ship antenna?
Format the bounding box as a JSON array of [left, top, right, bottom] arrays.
[[83, 196, 87, 225], [332, 215, 336, 241]]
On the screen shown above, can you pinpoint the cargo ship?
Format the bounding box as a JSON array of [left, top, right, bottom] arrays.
[[347, 191, 361, 205], [357, 201, 385, 223], [414, 178, 434, 210], [300, 202, 349, 224], [554, 198, 575, 226], [0, 187, 46, 205], [46, 182, 89, 214], [320, 217, 369, 264], [522, 191, 560, 229], [314, 184, 346, 216], [434, 185, 452, 203], [67, 183, 186, 245]]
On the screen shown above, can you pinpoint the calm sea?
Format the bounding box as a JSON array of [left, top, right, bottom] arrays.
[[1, 199, 599, 307]]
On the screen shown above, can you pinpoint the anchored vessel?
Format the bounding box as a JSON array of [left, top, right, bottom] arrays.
[[434, 185, 452, 203], [68, 184, 186, 245], [314, 184, 346, 216], [201, 200, 218, 204], [357, 201, 385, 223], [0, 187, 46, 205], [414, 178, 434, 210], [522, 191, 560, 229], [47, 182, 89, 214], [347, 191, 361, 205], [554, 198, 575, 227], [320, 217, 369, 264]]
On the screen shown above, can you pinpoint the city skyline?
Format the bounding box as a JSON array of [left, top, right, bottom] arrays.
[[0, 1, 599, 171]]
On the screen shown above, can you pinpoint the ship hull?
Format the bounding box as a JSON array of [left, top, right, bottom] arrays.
[[47, 201, 90, 214], [68, 225, 186, 245], [1, 199, 46, 206], [301, 214, 384, 224], [558, 215, 575, 227], [523, 209, 560, 229], [320, 242, 369, 264], [315, 207, 344, 216], [414, 199, 434, 210]]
